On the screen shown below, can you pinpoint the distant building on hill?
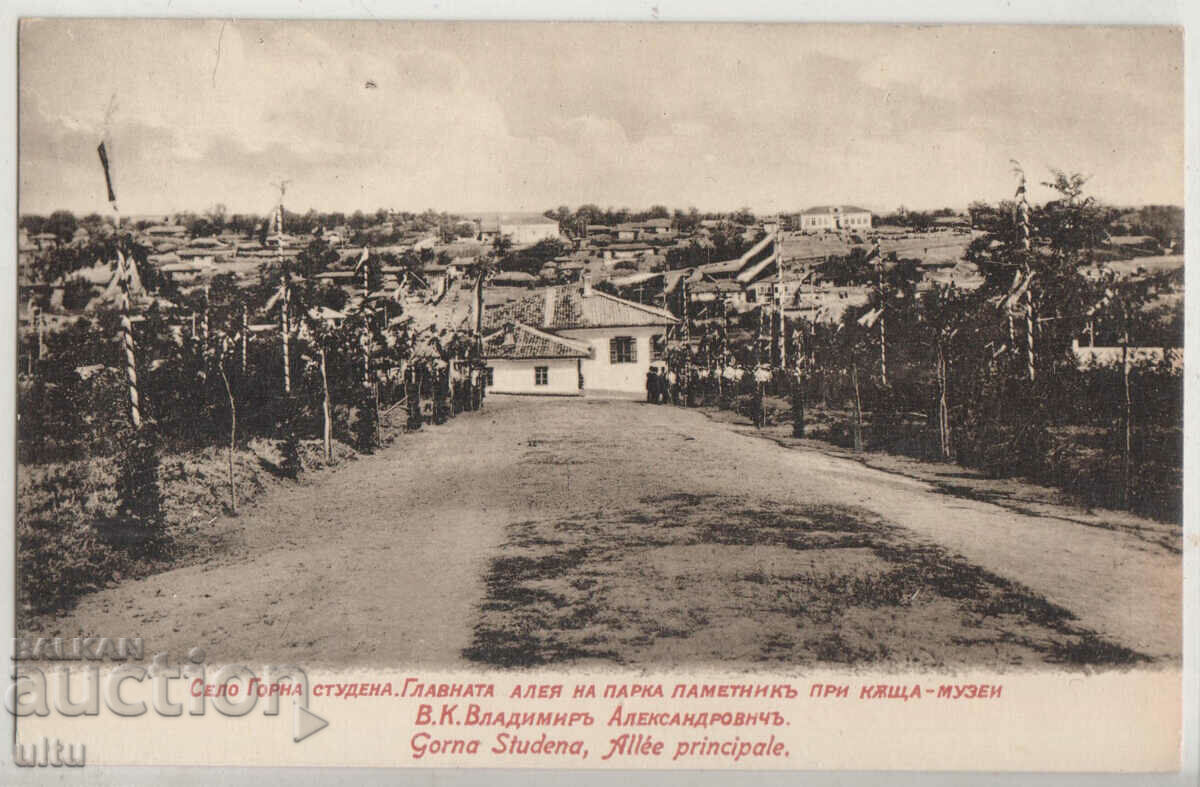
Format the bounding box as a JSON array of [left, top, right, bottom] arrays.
[[477, 216, 561, 246], [502, 218, 560, 246], [798, 205, 872, 232]]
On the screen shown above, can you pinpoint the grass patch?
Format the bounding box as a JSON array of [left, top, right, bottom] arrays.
[[465, 494, 1149, 670]]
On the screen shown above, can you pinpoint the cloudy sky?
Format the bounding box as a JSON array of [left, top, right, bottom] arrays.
[[19, 21, 1183, 217]]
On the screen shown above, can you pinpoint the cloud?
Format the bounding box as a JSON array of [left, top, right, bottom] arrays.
[[17, 21, 1184, 215]]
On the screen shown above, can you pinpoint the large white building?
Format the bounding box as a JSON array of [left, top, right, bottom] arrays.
[[798, 205, 872, 232], [482, 279, 678, 397], [477, 216, 562, 246]]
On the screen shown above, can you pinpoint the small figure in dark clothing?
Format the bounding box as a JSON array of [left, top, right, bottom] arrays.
[[646, 367, 659, 403]]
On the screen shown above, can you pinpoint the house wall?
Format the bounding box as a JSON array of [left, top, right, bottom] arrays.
[[801, 212, 872, 230], [558, 325, 667, 397], [503, 223, 560, 246], [486, 357, 581, 395], [1070, 340, 1183, 372]]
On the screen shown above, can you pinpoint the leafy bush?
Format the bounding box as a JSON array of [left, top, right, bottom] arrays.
[[353, 386, 379, 453], [104, 428, 168, 557], [277, 395, 303, 479], [17, 463, 127, 614]]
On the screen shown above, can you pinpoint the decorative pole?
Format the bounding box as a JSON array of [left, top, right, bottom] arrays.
[[1014, 163, 1035, 381], [273, 181, 292, 394], [680, 277, 690, 341], [281, 276, 291, 394], [359, 246, 370, 300], [26, 302, 36, 375], [775, 218, 786, 370], [1121, 311, 1132, 509], [202, 282, 211, 354], [98, 142, 141, 429], [29, 302, 44, 372], [118, 231, 141, 428], [218, 336, 238, 513], [877, 245, 887, 387], [241, 302, 249, 374], [319, 339, 332, 463]]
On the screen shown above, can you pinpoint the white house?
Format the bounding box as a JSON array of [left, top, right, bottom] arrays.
[[1070, 339, 1183, 372], [799, 205, 872, 232], [500, 218, 561, 246], [482, 323, 591, 395], [476, 216, 562, 246], [483, 279, 678, 398]]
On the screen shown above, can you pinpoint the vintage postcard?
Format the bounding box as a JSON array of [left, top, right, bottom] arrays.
[[8, 18, 1188, 775]]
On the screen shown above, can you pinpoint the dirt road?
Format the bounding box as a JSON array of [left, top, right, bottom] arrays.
[[36, 396, 1181, 668]]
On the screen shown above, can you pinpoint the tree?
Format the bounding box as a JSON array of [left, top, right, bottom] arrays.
[[20, 214, 47, 236], [79, 213, 108, 239], [731, 206, 756, 225], [206, 203, 228, 233], [45, 210, 78, 244], [572, 204, 603, 234], [294, 237, 339, 279], [491, 234, 514, 263], [188, 216, 217, 239], [544, 205, 571, 229], [673, 207, 701, 234], [819, 247, 876, 286]]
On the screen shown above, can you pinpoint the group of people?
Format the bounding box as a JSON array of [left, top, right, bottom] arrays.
[[644, 357, 797, 431], [645, 362, 680, 405]]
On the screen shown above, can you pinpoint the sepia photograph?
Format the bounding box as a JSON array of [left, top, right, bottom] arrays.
[[8, 17, 1189, 774]]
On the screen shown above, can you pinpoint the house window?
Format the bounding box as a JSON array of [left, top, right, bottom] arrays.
[[534, 366, 549, 386], [651, 334, 665, 361], [485, 367, 494, 386], [609, 336, 636, 364]]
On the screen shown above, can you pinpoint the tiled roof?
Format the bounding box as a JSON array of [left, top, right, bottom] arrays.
[[691, 279, 743, 294], [482, 285, 677, 333], [696, 259, 743, 277], [801, 205, 872, 215], [500, 216, 560, 227], [483, 322, 592, 360]]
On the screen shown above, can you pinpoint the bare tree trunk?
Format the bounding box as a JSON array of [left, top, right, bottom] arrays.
[[937, 343, 951, 460], [851, 361, 864, 452], [374, 380, 381, 446], [320, 344, 332, 464], [791, 371, 805, 438], [219, 360, 237, 513]]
